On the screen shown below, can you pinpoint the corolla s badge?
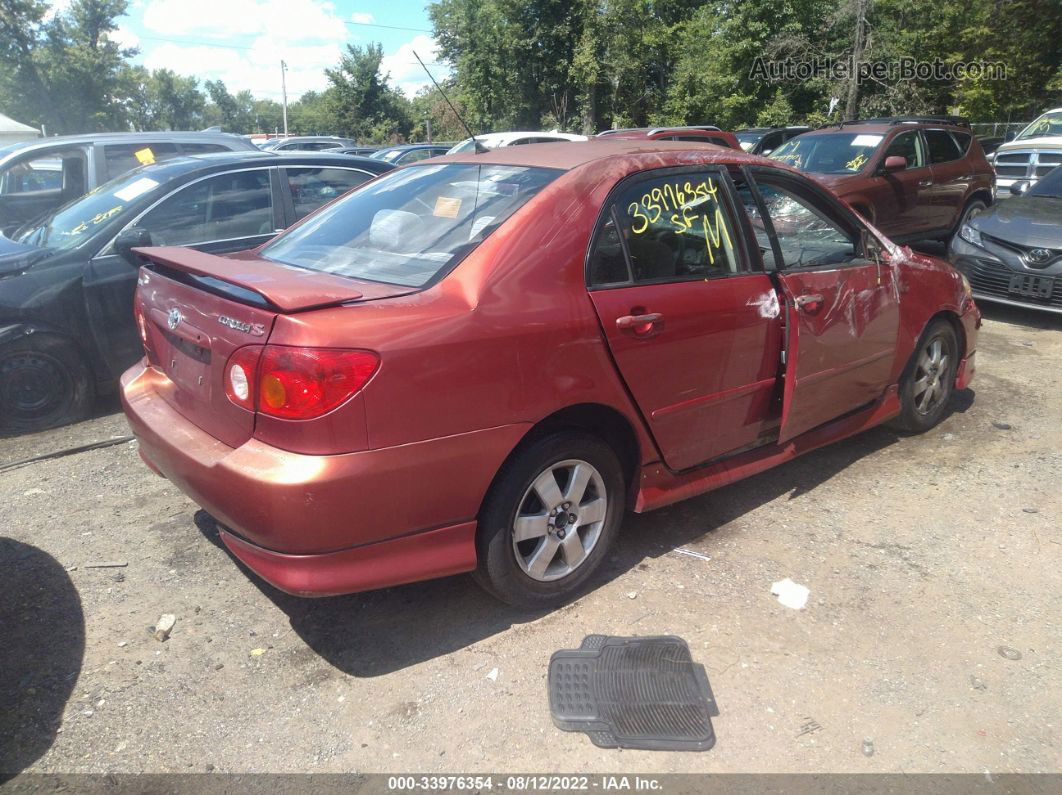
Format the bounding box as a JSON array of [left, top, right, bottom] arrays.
[[218, 315, 266, 336], [1027, 248, 1052, 264], [167, 308, 182, 330]]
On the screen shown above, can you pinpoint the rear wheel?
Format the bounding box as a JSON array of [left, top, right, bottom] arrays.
[[0, 335, 92, 435], [891, 320, 958, 433], [474, 432, 625, 608]]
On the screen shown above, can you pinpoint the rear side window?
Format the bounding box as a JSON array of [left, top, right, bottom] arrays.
[[588, 171, 740, 286], [924, 130, 962, 163], [261, 163, 560, 287], [138, 169, 274, 246], [950, 132, 972, 154], [285, 167, 373, 220], [0, 152, 67, 194], [103, 143, 179, 180]]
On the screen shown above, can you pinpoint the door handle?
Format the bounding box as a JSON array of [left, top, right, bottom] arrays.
[[616, 312, 663, 333], [917, 179, 933, 188], [794, 294, 824, 312]]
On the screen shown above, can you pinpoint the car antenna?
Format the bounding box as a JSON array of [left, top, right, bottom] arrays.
[[413, 50, 486, 154]]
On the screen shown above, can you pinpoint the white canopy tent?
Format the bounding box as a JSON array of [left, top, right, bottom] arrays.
[[0, 112, 41, 144]]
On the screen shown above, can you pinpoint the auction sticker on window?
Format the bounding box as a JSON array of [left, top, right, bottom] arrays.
[[851, 134, 883, 147], [433, 196, 462, 218], [135, 147, 156, 165], [114, 177, 159, 202]]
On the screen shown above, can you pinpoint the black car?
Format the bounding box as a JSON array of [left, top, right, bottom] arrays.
[[0, 151, 393, 433], [369, 145, 451, 165], [949, 165, 1062, 313], [0, 131, 259, 236], [735, 126, 811, 155]]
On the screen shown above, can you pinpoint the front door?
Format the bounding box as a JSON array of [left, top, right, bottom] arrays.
[[869, 130, 934, 238], [747, 170, 900, 442], [83, 167, 281, 378], [587, 167, 783, 471]]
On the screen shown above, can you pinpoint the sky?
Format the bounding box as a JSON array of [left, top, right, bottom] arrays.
[[61, 0, 448, 102]]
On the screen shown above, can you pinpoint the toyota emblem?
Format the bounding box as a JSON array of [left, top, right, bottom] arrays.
[[167, 308, 182, 330], [1027, 248, 1052, 264]]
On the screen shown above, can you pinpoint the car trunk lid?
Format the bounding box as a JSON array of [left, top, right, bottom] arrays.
[[134, 247, 413, 447]]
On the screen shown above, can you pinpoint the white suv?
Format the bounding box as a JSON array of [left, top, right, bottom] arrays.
[[991, 108, 1062, 198]]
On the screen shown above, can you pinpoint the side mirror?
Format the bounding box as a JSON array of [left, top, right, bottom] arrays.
[[1009, 181, 1030, 196], [114, 227, 152, 265], [883, 155, 907, 173]]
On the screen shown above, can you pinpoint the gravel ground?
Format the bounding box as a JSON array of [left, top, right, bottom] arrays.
[[1, 302, 1059, 777]]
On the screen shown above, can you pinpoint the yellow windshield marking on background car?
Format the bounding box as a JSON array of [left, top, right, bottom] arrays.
[[135, 147, 155, 166], [773, 153, 802, 167], [69, 204, 124, 235], [846, 153, 869, 171], [433, 196, 462, 218]]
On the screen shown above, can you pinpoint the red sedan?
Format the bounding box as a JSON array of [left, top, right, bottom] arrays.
[[121, 140, 979, 607]]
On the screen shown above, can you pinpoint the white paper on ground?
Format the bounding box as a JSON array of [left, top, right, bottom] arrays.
[[771, 578, 810, 609]]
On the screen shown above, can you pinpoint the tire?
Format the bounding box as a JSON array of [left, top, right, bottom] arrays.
[[0, 335, 93, 435], [890, 320, 958, 433], [474, 431, 626, 608], [948, 199, 987, 243]]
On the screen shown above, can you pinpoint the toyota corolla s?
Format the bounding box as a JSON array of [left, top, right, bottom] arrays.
[[121, 140, 980, 607]]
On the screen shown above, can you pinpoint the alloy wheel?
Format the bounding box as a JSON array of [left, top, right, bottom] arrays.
[[912, 336, 951, 415], [511, 458, 608, 582]]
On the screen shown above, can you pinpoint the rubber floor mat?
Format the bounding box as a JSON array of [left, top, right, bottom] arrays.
[[548, 635, 716, 751]]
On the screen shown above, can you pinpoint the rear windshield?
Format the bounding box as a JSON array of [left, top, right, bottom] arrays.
[[260, 163, 561, 287], [769, 132, 884, 174], [736, 131, 763, 151]]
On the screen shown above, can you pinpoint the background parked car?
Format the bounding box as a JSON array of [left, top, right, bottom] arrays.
[[334, 146, 383, 157], [949, 165, 1062, 313], [735, 126, 811, 155], [258, 136, 355, 152], [597, 126, 740, 150], [989, 108, 1062, 198], [768, 116, 994, 242], [369, 144, 451, 165], [446, 131, 588, 154], [0, 150, 392, 434], [0, 132, 258, 237]]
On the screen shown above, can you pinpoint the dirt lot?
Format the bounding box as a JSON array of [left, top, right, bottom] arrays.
[[1, 301, 1060, 777]]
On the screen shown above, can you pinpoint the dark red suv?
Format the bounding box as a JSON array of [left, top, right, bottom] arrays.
[[767, 117, 995, 242]]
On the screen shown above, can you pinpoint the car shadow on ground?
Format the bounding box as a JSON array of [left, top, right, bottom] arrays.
[[194, 391, 973, 679], [977, 302, 1062, 331], [0, 539, 84, 780]]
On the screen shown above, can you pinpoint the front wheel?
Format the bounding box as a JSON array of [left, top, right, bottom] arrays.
[[891, 320, 958, 433], [474, 432, 625, 608], [948, 199, 987, 242]]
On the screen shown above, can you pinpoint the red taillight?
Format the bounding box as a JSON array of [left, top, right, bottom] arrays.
[[223, 346, 378, 419], [224, 346, 263, 411]]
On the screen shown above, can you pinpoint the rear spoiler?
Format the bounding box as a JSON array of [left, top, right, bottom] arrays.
[[132, 246, 371, 313]]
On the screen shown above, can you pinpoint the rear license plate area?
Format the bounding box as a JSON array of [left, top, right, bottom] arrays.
[[1008, 273, 1054, 299], [161, 329, 212, 397]]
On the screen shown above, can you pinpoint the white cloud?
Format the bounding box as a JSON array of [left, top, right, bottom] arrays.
[[142, 0, 348, 45], [381, 34, 447, 98], [111, 27, 141, 51], [350, 12, 374, 24]]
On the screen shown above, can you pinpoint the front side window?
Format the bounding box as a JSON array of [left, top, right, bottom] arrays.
[[769, 132, 884, 174], [924, 130, 962, 164], [261, 163, 559, 287], [752, 179, 858, 269], [588, 171, 739, 285], [882, 131, 926, 169], [285, 167, 373, 220], [138, 169, 273, 246], [103, 143, 179, 180]]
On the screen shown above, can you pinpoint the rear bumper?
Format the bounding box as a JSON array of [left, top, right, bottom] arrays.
[[121, 362, 529, 594]]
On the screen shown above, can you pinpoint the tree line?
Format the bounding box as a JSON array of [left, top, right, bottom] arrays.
[[1, 0, 1059, 143]]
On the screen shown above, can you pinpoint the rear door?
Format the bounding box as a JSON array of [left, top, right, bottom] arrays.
[[923, 128, 971, 232], [746, 168, 899, 442], [83, 167, 282, 378], [587, 167, 783, 471]]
